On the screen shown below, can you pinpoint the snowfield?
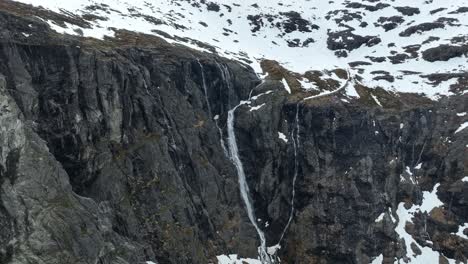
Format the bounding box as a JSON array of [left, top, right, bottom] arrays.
[[15, 0, 468, 99]]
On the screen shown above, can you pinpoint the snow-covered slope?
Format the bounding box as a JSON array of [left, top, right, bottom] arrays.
[[14, 0, 468, 99]]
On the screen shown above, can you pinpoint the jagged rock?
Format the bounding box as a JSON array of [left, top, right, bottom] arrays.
[[399, 22, 445, 37]]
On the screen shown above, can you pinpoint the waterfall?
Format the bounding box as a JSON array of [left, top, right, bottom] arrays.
[[278, 104, 301, 244], [214, 61, 233, 158], [214, 115, 229, 157], [215, 61, 232, 108], [227, 101, 273, 264], [196, 59, 212, 118]]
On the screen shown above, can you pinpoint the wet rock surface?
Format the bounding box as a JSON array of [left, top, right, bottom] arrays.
[[0, 4, 467, 264]]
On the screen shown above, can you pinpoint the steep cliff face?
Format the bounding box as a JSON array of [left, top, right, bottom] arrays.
[[0, 4, 467, 264], [232, 89, 467, 263], [0, 8, 263, 264]]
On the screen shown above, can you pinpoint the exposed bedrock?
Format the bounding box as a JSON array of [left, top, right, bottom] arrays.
[[0, 6, 467, 264]]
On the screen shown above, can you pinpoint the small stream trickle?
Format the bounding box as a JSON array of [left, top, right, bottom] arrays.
[[278, 104, 301, 244], [196, 59, 212, 118]]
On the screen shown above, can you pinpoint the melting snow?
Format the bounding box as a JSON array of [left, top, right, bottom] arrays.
[[267, 244, 281, 256], [393, 183, 450, 263], [278, 132, 288, 143], [456, 112, 466, 117], [371, 254, 383, 264], [15, 0, 468, 99], [454, 122, 468, 133], [249, 103, 266, 112], [281, 78, 291, 94], [217, 254, 261, 264], [453, 223, 468, 240], [299, 78, 318, 90]]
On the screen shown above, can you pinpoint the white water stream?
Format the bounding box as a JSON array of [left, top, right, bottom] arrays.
[[278, 104, 300, 244], [227, 100, 273, 264]]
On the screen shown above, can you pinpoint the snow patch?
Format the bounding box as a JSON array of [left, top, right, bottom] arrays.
[[217, 254, 261, 264], [278, 132, 288, 143], [393, 183, 448, 263], [371, 94, 382, 107], [267, 244, 281, 256], [452, 223, 468, 240], [375, 212, 385, 223], [281, 78, 291, 94], [454, 122, 468, 133], [15, 0, 468, 99]]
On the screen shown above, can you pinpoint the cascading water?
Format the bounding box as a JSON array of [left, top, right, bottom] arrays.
[[215, 61, 232, 108], [227, 99, 273, 264], [275, 70, 353, 251], [196, 59, 212, 118], [214, 61, 233, 158], [278, 104, 301, 244]]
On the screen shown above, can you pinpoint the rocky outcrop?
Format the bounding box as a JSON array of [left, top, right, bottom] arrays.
[[0, 7, 262, 264], [422, 44, 468, 62], [327, 30, 381, 51], [0, 3, 467, 264]]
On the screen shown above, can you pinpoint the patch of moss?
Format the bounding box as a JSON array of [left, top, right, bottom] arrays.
[[333, 68, 348, 79], [260, 59, 302, 92], [355, 84, 381, 107], [304, 70, 340, 91]]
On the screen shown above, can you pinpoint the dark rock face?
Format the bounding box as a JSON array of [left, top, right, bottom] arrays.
[[376, 16, 404, 31], [232, 90, 467, 263], [394, 6, 420, 16], [399, 22, 445, 37], [0, 5, 467, 264], [422, 44, 468, 62], [0, 9, 260, 264]]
